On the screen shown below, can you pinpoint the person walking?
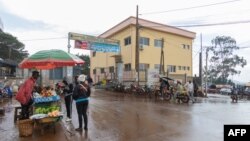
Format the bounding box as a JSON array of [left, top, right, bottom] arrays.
[[187, 80, 195, 103], [16, 70, 39, 119], [87, 75, 93, 88], [73, 74, 91, 131], [62, 78, 73, 122]]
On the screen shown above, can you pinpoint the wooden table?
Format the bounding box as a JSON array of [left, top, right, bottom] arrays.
[[34, 116, 62, 135]]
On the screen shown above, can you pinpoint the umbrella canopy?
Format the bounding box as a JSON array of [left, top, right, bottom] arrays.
[[19, 49, 84, 69]]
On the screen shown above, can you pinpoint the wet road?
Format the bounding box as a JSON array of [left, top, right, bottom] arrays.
[[1, 90, 250, 141]]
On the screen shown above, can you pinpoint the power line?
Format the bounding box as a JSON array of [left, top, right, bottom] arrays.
[[140, 0, 241, 15], [175, 20, 250, 27], [239, 46, 250, 49], [141, 19, 250, 28], [20, 36, 67, 41], [167, 8, 250, 24]]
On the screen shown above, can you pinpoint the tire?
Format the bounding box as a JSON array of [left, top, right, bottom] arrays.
[[181, 95, 189, 103], [164, 93, 171, 101]]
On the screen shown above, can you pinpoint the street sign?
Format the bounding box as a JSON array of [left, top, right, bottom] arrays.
[[69, 32, 120, 52], [74, 40, 90, 50], [69, 32, 119, 44], [90, 42, 120, 53]]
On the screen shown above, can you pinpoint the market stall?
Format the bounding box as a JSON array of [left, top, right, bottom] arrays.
[[17, 49, 85, 136], [30, 87, 63, 135]]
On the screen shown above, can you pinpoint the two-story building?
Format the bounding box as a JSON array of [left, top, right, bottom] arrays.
[[90, 16, 196, 83]]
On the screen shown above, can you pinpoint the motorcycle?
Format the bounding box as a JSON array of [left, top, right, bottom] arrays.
[[165, 88, 189, 103], [231, 94, 238, 102]]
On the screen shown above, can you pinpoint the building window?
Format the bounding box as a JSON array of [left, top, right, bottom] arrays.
[[139, 63, 149, 71], [92, 51, 96, 57], [49, 67, 63, 79], [167, 65, 176, 72], [109, 66, 114, 73], [124, 63, 131, 71], [154, 64, 160, 70], [178, 66, 182, 70], [140, 37, 150, 46], [187, 45, 190, 50], [187, 66, 190, 71], [182, 44, 186, 49], [154, 39, 162, 47], [182, 66, 186, 70], [124, 36, 131, 46], [93, 69, 96, 74], [101, 68, 105, 73]]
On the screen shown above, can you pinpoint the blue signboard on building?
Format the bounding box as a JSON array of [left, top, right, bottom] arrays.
[[90, 42, 120, 53]]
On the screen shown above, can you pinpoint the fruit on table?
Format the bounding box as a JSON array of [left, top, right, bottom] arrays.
[[35, 106, 60, 114], [48, 110, 60, 117], [40, 88, 53, 97]]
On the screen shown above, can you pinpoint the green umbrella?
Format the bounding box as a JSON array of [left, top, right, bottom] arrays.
[[19, 49, 84, 69]]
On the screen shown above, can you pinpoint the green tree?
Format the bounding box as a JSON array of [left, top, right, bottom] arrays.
[[207, 36, 247, 84], [79, 54, 90, 75], [0, 31, 28, 62], [73, 54, 90, 75]]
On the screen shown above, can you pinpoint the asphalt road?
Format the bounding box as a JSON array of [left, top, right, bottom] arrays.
[[1, 90, 250, 141]]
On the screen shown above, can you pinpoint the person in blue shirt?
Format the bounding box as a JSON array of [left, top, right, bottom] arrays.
[[4, 84, 13, 98], [73, 74, 90, 131]]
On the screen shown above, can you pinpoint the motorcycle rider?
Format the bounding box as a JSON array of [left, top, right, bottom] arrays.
[[175, 81, 184, 103], [187, 80, 195, 103], [159, 77, 170, 96]]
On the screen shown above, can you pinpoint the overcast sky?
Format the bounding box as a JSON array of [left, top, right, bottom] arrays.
[[1, 0, 250, 82]]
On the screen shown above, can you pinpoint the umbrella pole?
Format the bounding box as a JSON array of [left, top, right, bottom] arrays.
[[40, 69, 42, 87], [53, 68, 55, 89]]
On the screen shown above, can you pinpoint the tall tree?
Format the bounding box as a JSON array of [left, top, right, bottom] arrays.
[[207, 36, 247, 84], [0, 31, 28, 62], [73, 54, 90, 75], [79, 54, 90, 75]]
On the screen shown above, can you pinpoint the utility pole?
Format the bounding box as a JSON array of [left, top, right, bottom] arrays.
[[135, 5, 140, 85], [159, 38, 165, 75], [200, 33, 203, 94], [205, 47, 208, 97], [68, 32, 71, 53]]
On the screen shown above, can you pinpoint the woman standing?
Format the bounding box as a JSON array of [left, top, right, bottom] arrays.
[[73, 75, 90, 131], [62, 79, 73, 122]]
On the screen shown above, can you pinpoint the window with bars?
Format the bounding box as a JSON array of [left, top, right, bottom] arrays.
[[101, 68, 105, 73], [154, 39, 162, 47], [124, 36, 131, 46], [182, 44, 186, 49], [178, 66, 182, 70], [139, 63, 149, 71], [109, 66, 114, 73], [167, 65, 176, 72], [182, 66, 186, 70], [154, 64, 160, 70], [140, 37, 150, 46], [124, 63, 131, 71]]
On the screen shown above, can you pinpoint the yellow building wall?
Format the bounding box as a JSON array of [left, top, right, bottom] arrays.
[[90, 25, 135, 81], [137, 28, 193, 76], [90, 25, 194, 82]]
